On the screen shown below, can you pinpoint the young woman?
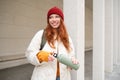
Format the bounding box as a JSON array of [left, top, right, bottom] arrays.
[[26, 6, 79, 80]]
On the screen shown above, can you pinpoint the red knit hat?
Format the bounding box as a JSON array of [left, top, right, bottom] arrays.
[[47, 7, 64, 20]]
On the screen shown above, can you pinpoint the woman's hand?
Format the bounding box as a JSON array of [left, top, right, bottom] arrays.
[[37, 51, 55, 62], [71, 57, 79, 64], [48, 54, 55, 61], [67, 57, 79, 70]]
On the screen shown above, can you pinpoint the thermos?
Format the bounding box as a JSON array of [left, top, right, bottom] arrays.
[[53, 53, 80, 70]]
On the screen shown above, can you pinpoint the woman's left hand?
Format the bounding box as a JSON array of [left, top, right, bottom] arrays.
[[71, 57, 79, 64]]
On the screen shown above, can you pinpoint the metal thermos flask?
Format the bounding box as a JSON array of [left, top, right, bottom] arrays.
[[53, 53, 80, 70]]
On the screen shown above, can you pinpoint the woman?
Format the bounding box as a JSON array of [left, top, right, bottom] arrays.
[[26, 6, 79, 80]]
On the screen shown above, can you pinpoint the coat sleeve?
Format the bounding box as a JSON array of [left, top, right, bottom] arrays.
[[68, 36, 75, 57], [25, 30, 44, 66]]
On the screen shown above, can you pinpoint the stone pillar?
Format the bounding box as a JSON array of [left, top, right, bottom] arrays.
[[63, 0, 85, 80], [105, 0, 113, 72], [93, 0, 105, 80], [118, 0, 120, 65], [113, 0, 119, 65]]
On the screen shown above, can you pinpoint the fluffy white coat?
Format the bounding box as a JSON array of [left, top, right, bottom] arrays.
[[25, 30, 75, 80]]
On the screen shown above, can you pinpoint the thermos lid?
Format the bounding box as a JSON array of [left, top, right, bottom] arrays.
[[53, 53, 58, 58]]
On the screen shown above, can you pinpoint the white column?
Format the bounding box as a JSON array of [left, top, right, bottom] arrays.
[[113, 0, 119, 65], [118, 0, 120, 65], [93, 0, 105, 80], [105, 0, 113, 72], [63, 0, 85, 80]]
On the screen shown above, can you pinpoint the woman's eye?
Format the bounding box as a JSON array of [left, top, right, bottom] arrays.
[[56, 16, 60, 18], [49, 16, 53, 19], [49, 15, 60, 19]]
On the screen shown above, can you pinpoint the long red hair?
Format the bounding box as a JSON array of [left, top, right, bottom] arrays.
[[45, 19, 71, 52]]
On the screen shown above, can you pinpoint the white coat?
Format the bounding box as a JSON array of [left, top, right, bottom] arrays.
[[25, 30, 75, 80]]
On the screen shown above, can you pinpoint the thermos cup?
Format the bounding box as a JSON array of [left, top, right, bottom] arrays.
[[53, 53, 80, 70]]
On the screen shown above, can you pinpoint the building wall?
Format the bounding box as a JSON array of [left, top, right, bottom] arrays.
[[0, 0, 63, 69], [85, 7, 93, 50]]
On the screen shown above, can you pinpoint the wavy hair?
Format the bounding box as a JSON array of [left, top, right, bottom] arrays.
[[45, 19, 71, 52]]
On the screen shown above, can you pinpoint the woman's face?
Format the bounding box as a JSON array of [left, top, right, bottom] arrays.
[[48, 14, 61, 28]]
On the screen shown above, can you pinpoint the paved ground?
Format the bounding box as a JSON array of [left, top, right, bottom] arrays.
[[0, 64, 34, 80], [105, 65, 120, 80]]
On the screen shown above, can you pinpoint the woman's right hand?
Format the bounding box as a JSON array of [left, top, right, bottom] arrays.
[[48, 54, 55, 61], [37, 50, 55, 62]]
